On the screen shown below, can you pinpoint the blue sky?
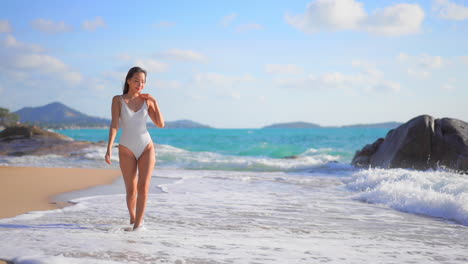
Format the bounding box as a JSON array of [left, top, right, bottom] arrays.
[[0, 0, 467, 128]]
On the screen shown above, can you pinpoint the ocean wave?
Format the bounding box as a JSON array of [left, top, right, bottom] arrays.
[[155, 144, 341, 172], [345, 168, 468, 226], [0, 143, 345, 172]]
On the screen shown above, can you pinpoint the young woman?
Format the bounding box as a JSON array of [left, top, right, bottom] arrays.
[[105, 66, 165, 231]]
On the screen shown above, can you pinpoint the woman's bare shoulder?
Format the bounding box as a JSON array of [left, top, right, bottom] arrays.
[[112, 95, 122, 102]]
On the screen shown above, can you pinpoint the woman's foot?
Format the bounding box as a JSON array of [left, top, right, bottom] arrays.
[[133, 225, 145, 231], [133, 220, 144, 231]]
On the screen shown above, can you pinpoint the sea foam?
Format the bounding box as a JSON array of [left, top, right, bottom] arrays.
[[345, 168, 468, 226], [0, 144, 342, 172], [2, 169, 467, 263]]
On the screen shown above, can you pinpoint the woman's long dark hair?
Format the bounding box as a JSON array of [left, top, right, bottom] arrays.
[[123, 66, 147, 94]]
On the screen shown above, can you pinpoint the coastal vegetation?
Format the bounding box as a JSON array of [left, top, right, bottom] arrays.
[[0, 107, 19, 127]]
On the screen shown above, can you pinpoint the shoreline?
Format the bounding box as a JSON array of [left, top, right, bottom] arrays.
[[0, 166, 121, 264], [0, 166, 121, 220], [0, 166, 171, 264]]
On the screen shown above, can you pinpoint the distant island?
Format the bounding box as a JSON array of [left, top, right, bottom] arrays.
[[13, 102, 212, 129], [8, 102, 402, 130], [262, 122, 321, 129], [262, 121, 402, 129], [339, 122, 402, 129]]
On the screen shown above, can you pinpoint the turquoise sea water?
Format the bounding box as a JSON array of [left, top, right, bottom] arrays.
[[59, 127, 389, 163]]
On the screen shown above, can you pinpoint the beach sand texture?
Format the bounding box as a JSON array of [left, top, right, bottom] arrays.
[[0, 166, 120, 219]]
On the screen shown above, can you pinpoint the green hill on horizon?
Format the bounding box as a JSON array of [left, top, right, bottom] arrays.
[[13, 102, 211, 129]]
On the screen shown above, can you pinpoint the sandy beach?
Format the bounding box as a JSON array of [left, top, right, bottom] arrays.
[[0, 166, 121, 263], [0, 166, 121, 220]]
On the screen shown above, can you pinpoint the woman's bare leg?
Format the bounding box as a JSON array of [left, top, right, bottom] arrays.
[[134, 143, 155, 229], [119, 145, 138, 225]]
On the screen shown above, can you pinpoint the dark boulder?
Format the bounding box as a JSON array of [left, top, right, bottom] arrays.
[[351, 138, 384, 168], [352, 115, 468, 172], [431, 118, 468, 170]]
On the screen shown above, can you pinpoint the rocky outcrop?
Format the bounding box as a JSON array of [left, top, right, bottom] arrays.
[[0, 124, 98, 156], [0, 124, 72, 141], [352, 115, 468, 172]]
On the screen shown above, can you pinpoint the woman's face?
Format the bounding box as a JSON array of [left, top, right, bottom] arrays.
[[127, 72, 146, 94]]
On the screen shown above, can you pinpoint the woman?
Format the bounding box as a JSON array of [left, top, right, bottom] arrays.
[[105, 66, 165, 231]]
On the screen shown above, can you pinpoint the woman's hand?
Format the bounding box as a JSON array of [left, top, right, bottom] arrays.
[[141, 93, 165, 128], [105, 151, 112, 164], [139, 93, 156, 103]]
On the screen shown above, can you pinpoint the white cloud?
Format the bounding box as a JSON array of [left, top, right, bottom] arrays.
[[9, 53, 83, 85], [154, 21, 176, 29], [461, 56, 468, 64], [407, 69, 431, 79], [277, 68, 400, 92], [87, 75, 119, 92], [63, 71, 83, 85], [195, 72, 254, 88], [153, 79, 183, 89], [93, 83, 106, 91], [221, 13, 238, 26], [3, 34, 43, 53], [285, 0, 366, 33], [13, 54, 67, 72], [364, 4, 425, 36], [398, 53, 410, 62], [32, 19, 72, 34], [194, 72, 254, 100], [160, 48, 207, 62], [433, 0, 468, 20], [237, 23, 264, 32], [0, 20, 12, 33], [102, 70, 127, 82], [265, 64, 303, 75], [418, 54, 443, 68], [442, 83, 455, 91], [134, 59, 169, 73], [286, 0, 424, 36], [0, 34, 83, 86], [398, 53, 444, 79], [351, 60, 376, 69], [442, 77, 457, 91], [82, 17, 106, 31], [3, 54, 83, 85], [374, 80, 401, 92]]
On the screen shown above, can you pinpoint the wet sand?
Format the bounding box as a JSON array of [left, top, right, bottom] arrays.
[[0, 166, 121, 219]]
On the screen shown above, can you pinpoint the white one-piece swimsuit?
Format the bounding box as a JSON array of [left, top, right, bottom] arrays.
[[119, 95, 152, 160]]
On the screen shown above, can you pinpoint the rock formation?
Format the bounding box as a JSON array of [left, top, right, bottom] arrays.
[[0, 124, 98, 156], [352, 115, 468, 172]]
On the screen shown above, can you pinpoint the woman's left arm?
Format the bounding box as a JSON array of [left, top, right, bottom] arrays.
[[141, 93, 165, 128]]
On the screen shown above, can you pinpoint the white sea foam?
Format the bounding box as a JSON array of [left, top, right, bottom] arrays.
[[156, 144, 341, 171], [345, 168, 468, 225], [1, 169, 467, 263], [0, 144, 342, 172], [300, 147, 334, 156]]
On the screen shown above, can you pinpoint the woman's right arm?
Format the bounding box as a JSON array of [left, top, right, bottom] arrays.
[[105, 96, 121, 164]]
